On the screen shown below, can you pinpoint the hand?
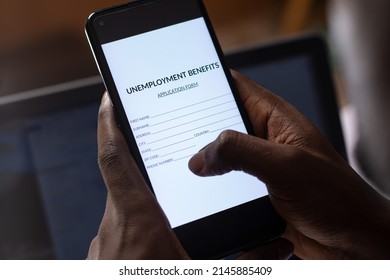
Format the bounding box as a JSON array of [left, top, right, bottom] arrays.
[[87, 92, 293, 260], [87, 93, 189, 259], [188, 71, 390, 259]]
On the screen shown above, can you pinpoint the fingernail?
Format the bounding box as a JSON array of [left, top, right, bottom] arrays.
[[101, 92, 109, 104], [188, 150, 205, 174]]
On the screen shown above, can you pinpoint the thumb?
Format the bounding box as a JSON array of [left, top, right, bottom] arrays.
[[188, 130, 298, 184], [98, 92, 158, 210]]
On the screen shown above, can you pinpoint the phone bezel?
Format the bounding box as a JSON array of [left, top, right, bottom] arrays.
[[85, 0, 285, 259]]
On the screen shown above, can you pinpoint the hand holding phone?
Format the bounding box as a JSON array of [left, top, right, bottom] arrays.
[[90, 91, 294, 260], [86, 0, 285, 259]]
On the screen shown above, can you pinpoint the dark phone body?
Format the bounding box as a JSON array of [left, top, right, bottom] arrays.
[[85, 0, 285, 259]]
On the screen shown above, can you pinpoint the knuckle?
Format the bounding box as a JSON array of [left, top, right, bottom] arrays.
[[98, 140, 124, 170], [204, 130, 244, 174], [215, 130, 239, 160]]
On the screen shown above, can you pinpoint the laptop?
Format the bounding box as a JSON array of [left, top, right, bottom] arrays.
[[0, 35, 345, 259]]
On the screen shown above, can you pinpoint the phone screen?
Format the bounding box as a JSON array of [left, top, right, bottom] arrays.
[[94, 4, 267, 228]]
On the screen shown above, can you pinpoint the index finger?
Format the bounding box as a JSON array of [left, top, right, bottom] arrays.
[[231, 70, 282, 138]]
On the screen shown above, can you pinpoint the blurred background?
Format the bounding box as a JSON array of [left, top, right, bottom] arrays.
[[1, 0, 390, 260], [0, 0, 329, 97]]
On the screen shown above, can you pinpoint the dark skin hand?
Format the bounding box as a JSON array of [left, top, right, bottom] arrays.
[[88, 71, 390, 259], [188, 71, 390, 259], [87, 92, 188, 259], [87, 89, 293, 260]]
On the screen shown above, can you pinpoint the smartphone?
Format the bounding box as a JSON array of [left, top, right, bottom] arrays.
[[86, 0, 285, 259]]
